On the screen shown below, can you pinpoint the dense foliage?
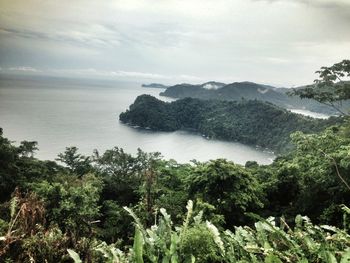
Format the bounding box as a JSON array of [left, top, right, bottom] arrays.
[[2, 60, 350, 262], [119, 95, 341, 153], [70, 201, 350, 263], [1, 118, 350, 262]]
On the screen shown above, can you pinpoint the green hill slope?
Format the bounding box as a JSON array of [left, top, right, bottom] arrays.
[[120, 95, 341, 153]]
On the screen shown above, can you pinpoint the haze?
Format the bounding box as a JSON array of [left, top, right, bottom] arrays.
[[1, 0, 350, 86]]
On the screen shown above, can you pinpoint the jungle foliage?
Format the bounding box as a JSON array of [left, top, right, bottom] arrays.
[[1, 61, 350, 262], [0, 119, 350, 262]]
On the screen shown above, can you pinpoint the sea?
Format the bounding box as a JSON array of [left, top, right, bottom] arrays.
[[0, 74, 276, 164]]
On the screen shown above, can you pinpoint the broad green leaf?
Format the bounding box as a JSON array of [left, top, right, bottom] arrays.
[[340, 249, 350, 263], [265, 254, 283, 263], [134, 227, 144, 263], [321, 251, 338, 263], [67, 249, 82, 263]]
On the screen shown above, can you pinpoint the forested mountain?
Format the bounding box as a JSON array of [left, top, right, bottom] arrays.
[[160, 81, 348, 115], [120, 95, 341, 153]]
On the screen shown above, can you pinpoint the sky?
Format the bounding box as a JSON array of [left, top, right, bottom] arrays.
[[0, 0, 349, 87]]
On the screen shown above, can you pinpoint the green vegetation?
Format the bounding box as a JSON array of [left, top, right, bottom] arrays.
[[1, 61, 350, 262], [120, 95, 341, 153], [70, 202, 350, 263], [0, 119, 350, 262]]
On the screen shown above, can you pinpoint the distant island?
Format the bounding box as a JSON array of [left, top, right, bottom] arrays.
[[142, 83, 168, 89], [120, 95, 341, 154], [160, 81, 349, 115]]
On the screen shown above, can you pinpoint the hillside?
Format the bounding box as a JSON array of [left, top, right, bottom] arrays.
[[120, 95, 341, 153], [160, 81, 345, 115]]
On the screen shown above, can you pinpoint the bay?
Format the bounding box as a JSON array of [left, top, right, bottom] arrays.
[[0, 75, 275, 164]]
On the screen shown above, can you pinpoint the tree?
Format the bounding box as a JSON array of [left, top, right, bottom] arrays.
[[18, 140, 38, 158], [31, 174, 102, 241], [288, 127, 350, 225], [56, 146, 92, 176], [289, 59, 350, 116], [188, 159, 264, 226]]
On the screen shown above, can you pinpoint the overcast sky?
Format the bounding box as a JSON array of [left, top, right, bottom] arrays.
[[0, 0, 349, 86]]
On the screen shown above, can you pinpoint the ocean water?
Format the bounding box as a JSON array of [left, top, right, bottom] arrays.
[[0, 75, 275, 164]]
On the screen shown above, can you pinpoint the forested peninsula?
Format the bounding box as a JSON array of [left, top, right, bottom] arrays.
[[119, 95, 341, 153]]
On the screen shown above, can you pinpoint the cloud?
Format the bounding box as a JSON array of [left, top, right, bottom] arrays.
[[0, 25, 122, 49], [111, 70, 169, 79], [8, 66, 40, 72], [252, 0, 350, 6], [43, 68, 171, 80], [178, 74, 203, 82], [0, 0, 349, 87], [252, 0, 350, 16], [1, 66, 203, 83]]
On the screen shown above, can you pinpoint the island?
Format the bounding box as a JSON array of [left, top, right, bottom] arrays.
[[119, 94, 341, 154], [142, 83, 168, 89]]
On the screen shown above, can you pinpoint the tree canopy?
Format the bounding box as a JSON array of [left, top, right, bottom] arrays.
[[120, 95, 341, 154], [289, 59, 350, 115]]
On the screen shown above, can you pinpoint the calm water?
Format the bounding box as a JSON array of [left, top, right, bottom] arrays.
[[0, 75, 275, 164]]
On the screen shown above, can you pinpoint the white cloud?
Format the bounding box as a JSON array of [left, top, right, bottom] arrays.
[[45, 68, 171, 80], [178, 74, 203, 82], [0, 0, 349, 86], [8, 66, 40, 72], [203, 83, 221, 90], [1, 66, 203, 83], [111, 70, 169, 79]]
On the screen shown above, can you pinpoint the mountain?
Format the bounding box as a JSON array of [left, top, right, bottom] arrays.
[[160, 81, 341, 115], [120, 95, 341, 154], [142, 83, 168, 89], [159, 81, 226, 99]]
